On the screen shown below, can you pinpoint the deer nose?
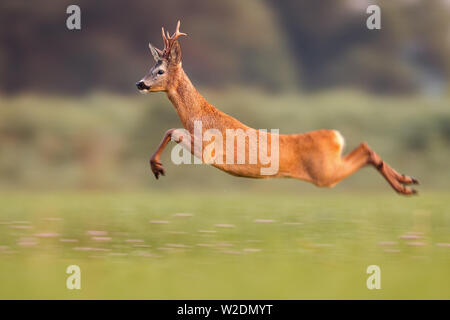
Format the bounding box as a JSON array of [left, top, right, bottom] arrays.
[[136, 81, 150, 90]]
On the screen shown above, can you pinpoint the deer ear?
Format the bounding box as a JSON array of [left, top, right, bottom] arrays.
[[169, 41, 182, 65], [148, 43, 161, 62]]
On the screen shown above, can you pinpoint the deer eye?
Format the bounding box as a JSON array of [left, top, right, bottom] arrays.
[[157, 70, 165, 75]]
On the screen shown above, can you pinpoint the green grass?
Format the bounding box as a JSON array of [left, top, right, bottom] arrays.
[[0, 191, 449, 299]]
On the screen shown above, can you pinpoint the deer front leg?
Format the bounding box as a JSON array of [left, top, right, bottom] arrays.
[[150, 129, 176, 179], [150, 129, 189, 179]]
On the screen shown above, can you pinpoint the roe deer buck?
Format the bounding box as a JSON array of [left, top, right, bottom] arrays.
[[136, 21, 419, 195]]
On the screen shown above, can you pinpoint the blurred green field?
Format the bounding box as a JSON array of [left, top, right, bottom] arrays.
[[0, 191, 449, 299], [1, 90, 450, 190]]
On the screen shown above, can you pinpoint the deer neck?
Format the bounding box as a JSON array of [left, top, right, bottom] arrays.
[[166, 67, 208, 131]]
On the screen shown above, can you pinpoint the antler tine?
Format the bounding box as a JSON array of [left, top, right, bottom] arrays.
[[170, 20, 187, 41], [161, 27, 168, 48], [160, 21, 187, 57]]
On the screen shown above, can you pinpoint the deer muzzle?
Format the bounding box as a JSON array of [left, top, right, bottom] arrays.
[[136, 81, 150, 91]]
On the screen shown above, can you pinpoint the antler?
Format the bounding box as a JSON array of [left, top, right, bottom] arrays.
[[161, 20, 187, 58]]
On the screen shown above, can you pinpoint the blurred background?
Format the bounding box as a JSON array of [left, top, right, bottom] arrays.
[[0, 0, 449, 191], [1, 0, 450, 300]]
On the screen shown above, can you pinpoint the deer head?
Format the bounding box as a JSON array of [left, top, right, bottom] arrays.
[[136, 20, 187, 93]]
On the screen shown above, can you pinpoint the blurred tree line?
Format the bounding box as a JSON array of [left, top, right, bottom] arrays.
[[0, 0, 449, 95]]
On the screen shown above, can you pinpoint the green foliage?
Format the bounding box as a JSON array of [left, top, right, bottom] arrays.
[[0, 0, 297, 94], [1, 1, 449, 94], [0, 91, 449, 190], [269, 0, 450, 93]]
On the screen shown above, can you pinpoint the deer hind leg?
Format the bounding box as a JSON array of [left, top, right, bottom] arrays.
[[331, 142, 419, 195]]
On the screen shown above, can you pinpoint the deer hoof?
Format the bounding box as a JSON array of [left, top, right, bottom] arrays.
[[398, 186, 418, 196], [399, 173, 419, 185]]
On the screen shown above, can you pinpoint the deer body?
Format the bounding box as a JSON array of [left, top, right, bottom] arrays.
[[137, 21, 419, 195], [162, 67, 340, 183]]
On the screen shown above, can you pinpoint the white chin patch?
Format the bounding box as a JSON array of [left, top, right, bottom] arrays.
[[139, 89, 149, 94]]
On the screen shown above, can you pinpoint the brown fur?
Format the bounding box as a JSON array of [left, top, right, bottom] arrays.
[[142, 23, 419, 195]]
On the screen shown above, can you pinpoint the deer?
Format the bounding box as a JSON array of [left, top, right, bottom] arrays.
[[136, 21, 419, 195]]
